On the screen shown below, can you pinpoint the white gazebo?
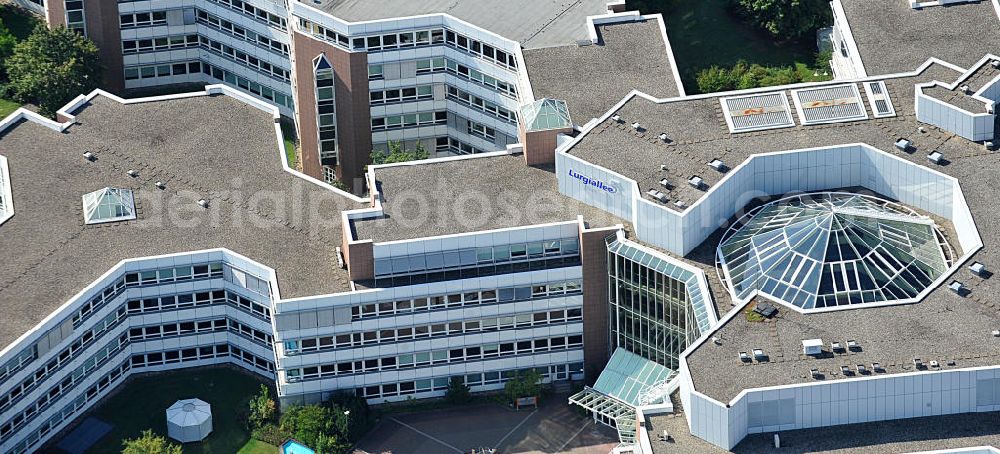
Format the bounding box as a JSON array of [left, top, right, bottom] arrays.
[[166, 398, 213, 443]]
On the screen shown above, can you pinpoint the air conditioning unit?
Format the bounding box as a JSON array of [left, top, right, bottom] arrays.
[[927, 151, 943, 164], [895, 138, 912, 152], [802, 338, 823, 356], [708, 159, 725, 171], [688, 176, 704, 189], [969, 262, 986, 275]]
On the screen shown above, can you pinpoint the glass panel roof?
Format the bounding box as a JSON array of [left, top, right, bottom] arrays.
[[717, 193, 951, 310], [519, 98, 572, 131], [82, 187, 136, 224]]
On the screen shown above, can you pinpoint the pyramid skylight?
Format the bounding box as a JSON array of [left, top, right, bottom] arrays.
[[717, 193, 952, 311], [520, 98, 572, 132], [82, 187, 136, 224]]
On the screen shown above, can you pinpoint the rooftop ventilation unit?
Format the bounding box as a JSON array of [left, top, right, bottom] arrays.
[[856, 364, 867, 374], [969, 262, 986, 275], [895, 138, 912, 152], [992, 60, 1000, 69], [673, 200, 686, 208], [872, 362, 883, 372], [846, 340, 859, 351], [197, 199, 209, 208], [646, 189, 668, 203], [802, 338, 823, 356], [986, 141, 996, 151], [155, 181, 165, 190], [918, 126, 926, 133], [810, 368, 821, 379], [913, 358, 923, 368], [949, 280, 964, 294], [708, 159, 725, 172], [930, 360, 940, 368], [688, 176, 704, 189], [611, 114, 622, 123], [739, 351, 751, 362], [630, 122, 642, 131], [993, 330, 1000, 337], [127, 169, 138, 178], [927, 151, 943, 164], [82, 151, 95, 161], [659, 164, 668, 171], [960, 85, 971, 94], [864, 81, 896, 118], [712, 336, 722, 345], [659, 178, 672, 190], [840, 365, 851, 375], [752, 348, 766, 360], [658, 133, 669, 142], [831, 341, 845, 353]]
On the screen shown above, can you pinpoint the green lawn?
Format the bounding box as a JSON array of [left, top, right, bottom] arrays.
[[0, 98, 21, 119], [628, 0, 830, 93], [236, 439, 278, 454], [58, 367, 273, 454]]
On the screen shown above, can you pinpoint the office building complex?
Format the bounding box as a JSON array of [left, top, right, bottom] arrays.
[[4, 1, 1000, 453]]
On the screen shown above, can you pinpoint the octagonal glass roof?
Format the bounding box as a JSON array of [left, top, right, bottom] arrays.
[[717, 193, 953, 310]]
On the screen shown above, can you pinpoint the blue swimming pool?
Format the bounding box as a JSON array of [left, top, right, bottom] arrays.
[[281, 439, 316, 454]]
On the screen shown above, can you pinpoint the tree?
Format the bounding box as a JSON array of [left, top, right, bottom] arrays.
[[279, 404, 350, 454], [121, 430, 182, 454], [445, 376, 472, 404], [248, 384, 277, 430], [0, 19, 15, 80], [5, 24, 101, 116], [729, 0, 832, 39], [370, 140, 430, 165], [504, 369, 543, 404], [695, 59, 806, 93]]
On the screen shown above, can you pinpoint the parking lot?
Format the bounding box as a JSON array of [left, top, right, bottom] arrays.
[[354, 395, 618, 454]]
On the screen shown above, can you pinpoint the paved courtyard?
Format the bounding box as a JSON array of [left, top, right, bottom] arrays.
[[355, 395, 618, 454]]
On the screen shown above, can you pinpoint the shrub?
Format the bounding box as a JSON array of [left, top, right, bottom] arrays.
[[504, 369, 543, 404], [696, 60, 803, 93], [279, 404, 350, 454], [445, 376, 472, 404], [370, 140, 429, 165], [121, 430, 182, 454], [248, 384, 277, 430]]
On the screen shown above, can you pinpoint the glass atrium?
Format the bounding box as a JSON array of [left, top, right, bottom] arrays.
[[717, 193, 953, 310]]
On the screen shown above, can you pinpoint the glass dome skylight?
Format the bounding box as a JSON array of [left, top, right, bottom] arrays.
[[717, 193, 953, 310], [82, 187, 136, 224]]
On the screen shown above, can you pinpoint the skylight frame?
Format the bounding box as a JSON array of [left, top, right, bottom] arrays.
[[82, 187, 137, 225], [791, 83, 869, 125], [721, 91, 796, 133], [716, 193, 952, 311]]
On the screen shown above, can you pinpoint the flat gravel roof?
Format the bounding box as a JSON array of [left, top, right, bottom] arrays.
[[0, 94, 362, 349]]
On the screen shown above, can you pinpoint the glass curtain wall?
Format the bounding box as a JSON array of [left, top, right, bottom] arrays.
[[607, 238, 702, 370]]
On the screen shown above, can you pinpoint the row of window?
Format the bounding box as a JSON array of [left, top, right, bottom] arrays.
[[284, 307, 582, 355], [349, 280, 582, 321], [314, 58, 337, 164], [127, 317, 271, 346], [296, 20, 517, 72], [124, 59, 294, 110], [369, 85, 434, 105], [373, 256, 582, 288], [197, 9, 289, 56], [1, 290, 268, 416], [199, 35, 290, 82], [204, 0, 286, 31], [122, 34, 199, 54], [285, 334, 583, 382], [370, 110, 448, 132], [467, 120, 497, 142], [447, 86, 516, 124], [354, 362, 581, 399], [374, 239, 580, 278], [369, 58, 518, 99], [119, 11, 166, 28], [203, 61, 295, 109], [436, 136, 483, 155]]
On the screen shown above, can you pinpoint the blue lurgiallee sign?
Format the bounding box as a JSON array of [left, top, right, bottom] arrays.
[[568, 169, 618, 193]]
